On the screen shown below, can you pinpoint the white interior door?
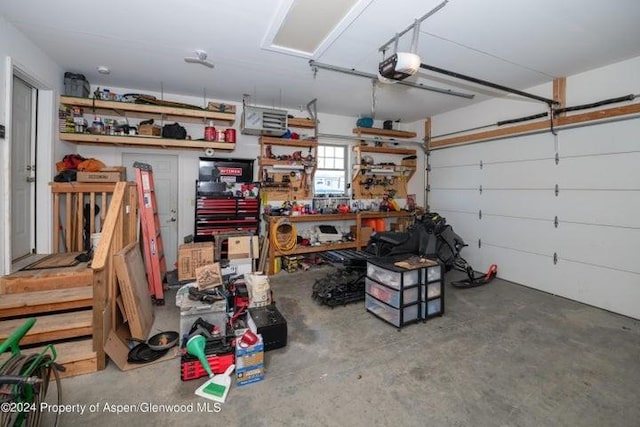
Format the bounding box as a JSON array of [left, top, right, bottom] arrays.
[[123, 153, 179, 269], [10, 76, 36, 261]]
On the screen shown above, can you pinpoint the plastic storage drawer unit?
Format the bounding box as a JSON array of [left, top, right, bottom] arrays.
[[365, 294, 419, 327], [420, 262, 444, 320], [422, 282, 442, 299], [365, 277, 419, 308], [366, 262, 419, 290]]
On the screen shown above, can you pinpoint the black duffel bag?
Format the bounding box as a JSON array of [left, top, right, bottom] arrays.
[[162, 122, 187, 139]]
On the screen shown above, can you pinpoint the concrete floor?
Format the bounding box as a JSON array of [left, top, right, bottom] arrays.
[[50, 266, 640, 426]]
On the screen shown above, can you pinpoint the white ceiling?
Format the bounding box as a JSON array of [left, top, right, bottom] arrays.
[[2, 0, 640, 122]]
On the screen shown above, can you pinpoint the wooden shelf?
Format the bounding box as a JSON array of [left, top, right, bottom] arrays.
[[354, 165, 416, 177], [264, 211, 414, 274], [274, 241, 358, 257], [259, 136, 318, 147], [60, 96, 235, 125], [288, 117, 317, 128], [258, 158, 314, 168], [353, 127, 417, 138], [50, 182, 119, 193], [352, 145, 417, 199], [353, 145, 416, 155], [59, 132, 236, 151]]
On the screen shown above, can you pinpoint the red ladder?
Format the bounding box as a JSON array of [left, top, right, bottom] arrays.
[[133, 162, 166, 304]]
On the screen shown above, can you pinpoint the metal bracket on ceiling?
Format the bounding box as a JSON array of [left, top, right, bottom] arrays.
[[308, 60, 474, 99], [378, 0, 449, 53]]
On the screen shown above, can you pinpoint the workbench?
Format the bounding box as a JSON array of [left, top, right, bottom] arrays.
[[264, 211, 413, 275]]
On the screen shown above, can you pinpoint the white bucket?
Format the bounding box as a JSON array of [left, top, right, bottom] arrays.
[[91, 233, 102, 252]]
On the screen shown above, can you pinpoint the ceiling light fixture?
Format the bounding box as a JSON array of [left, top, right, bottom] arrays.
[[97, 66, 110, 75]]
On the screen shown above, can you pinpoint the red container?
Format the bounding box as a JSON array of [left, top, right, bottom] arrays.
[[204, 126, 215, 141], [181, 353, 234, 381], [240, 329, 259, 346], [225, 128, 236, 143]]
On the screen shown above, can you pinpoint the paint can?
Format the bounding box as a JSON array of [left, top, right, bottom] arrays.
[[204, 124, 216, 141], [225, 128, 236, 143], [215, 129, 226, 142]]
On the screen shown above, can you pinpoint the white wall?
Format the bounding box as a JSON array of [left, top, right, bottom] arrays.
[[429, 56, 640, 319], [0, 13, 64, 275]]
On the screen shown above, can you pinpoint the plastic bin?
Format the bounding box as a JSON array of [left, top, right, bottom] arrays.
[[63, 72, 90, 98], [366, 277, 419, 308], [422, 298, 443, 318], [179, 304, 228, 343], [425, 264, 442, 282], [367, 262, 419, 290], [365, 294, 419, 327], [422, 282, 442, 300]]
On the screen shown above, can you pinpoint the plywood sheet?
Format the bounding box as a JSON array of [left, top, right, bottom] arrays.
[[114, 242, 154, 340]]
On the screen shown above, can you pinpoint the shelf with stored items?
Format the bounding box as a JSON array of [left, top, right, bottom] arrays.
[[258, 136, 318, 201], [263, 211, 413, 275], [58, 95, 236, 151], [352, 145, 417, 199], [353, 127, 417, 139]]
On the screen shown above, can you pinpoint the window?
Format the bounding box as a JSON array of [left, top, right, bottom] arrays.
[[315, 144, 347, 196]]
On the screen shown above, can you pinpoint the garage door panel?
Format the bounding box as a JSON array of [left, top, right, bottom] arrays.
[[429, 166, 480, 188], [431, 189, 480, 212], [557, 153, 640, 189], [431, 143, 484, 166], [557, 192, 640, 229], [555, 261, 639, 319], [559, 119, 640, 156], [482, 160, 558, 188], [480, 191, 557, 220], [480, 215, 556, 256], [477, 244, 557, 294], [479, 133, 556, 160], [555, 224, 640, 275]]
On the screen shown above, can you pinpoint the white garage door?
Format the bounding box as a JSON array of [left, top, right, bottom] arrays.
[[429, 118, 640, 319]]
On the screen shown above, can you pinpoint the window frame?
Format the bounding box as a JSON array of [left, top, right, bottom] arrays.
[[314, 143, 348, 196]]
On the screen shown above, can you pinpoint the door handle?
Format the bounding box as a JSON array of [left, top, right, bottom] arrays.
[[26, 177, 36, 183]]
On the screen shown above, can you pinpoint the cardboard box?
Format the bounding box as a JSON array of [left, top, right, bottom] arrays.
[[228, 236, 259, 259], [351, 225, 373, 245], [195, 262, 223, 290], [207, 102, 236, 114], [77, 166, 126, 183], [178, 242, 215, 281], [138, 124, 161, 136], [390, 222, 406, 232], [236, 364, 264, 386]]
